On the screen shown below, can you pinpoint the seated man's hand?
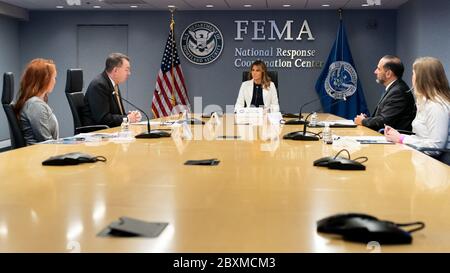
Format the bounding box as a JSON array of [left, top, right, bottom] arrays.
[[354, 113, 367, 125], [134, 110, 142, 121], [127, 111, 142, 123]]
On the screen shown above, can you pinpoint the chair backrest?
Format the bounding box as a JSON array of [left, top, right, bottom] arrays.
[[417, 124, 450, 165], [65, 69, 93, 133], [242, 70, 279, 99], [2, 72, 26, 149], [438, 123, 450, 165], [437, 151, 450, 165]]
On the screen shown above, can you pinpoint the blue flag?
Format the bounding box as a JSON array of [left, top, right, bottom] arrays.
[[315, 19, 369, 119]]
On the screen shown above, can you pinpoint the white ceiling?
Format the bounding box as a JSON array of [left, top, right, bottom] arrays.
[[0, 0, 410, 10]]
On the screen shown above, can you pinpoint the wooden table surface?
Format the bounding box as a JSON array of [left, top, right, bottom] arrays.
[[0, 114, 449, 252]]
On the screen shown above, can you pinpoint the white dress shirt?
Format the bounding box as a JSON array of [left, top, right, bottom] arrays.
[[404, 96, 450, 152], [385, 79, 397, 92]]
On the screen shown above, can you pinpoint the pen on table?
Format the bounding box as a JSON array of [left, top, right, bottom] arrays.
[[63, 137, 85, 141]]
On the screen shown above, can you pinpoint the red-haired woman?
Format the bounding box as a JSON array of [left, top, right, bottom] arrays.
[[14, 58, 59, 145]]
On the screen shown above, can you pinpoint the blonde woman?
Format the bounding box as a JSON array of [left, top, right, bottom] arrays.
[[385, 57, 450, 154], [235, 60, 279, 112]]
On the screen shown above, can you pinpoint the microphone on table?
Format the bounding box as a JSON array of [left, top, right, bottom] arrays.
[[113, 91, 170, 138], [285, 94, 328, 125], [283, 97, 346, 141]]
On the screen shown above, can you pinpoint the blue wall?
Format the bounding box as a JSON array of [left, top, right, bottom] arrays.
[[1, 1, 448, 142], [397, 0, 450, 87], [0, 14, 20, 141], [18, 10, 397, 137]]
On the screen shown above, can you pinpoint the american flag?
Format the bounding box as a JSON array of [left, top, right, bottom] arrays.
[[151, 18, 190, 118]]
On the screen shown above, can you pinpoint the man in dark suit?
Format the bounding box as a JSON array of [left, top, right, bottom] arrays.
[[85, 53, 141, 127], [354, 55, 416, 131]]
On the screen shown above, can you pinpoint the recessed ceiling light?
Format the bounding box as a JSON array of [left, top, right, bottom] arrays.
[[244, 4, 252, 8], [361, 4, 370, 7], [283, 4, 291, 8], [130, 5, 138, 8], [56, 5, 64, 8], [168, 5, 176, 8], [93, 5, 101, 8], [65, 0, 81, 5], [321, 4, 330, 7], [206, 4, 214, 8]]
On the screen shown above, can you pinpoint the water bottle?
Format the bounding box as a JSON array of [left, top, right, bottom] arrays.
[[120, 117, 131, 138], [310, 112, 318, 127], [184, 110, 189, 124], [323, 123, 333, 144]]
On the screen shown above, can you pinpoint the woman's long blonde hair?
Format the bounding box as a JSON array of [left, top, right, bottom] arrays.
[[248, 60, 271, 90], [413, 57, 450, 104], [14, 58, 56, 116]]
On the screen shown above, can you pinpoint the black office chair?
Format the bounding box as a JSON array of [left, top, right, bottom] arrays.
[[65, 69, 108, 134], [2, 72, 26, 149], [412, 129, 450, 165], [242, 70, 279, 99], [415, 147, 450, 165]]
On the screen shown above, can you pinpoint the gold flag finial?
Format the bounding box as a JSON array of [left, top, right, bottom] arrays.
[[338, 8, 343, 20], [168, 6, 177, 107], [169, 5, 176, 31]]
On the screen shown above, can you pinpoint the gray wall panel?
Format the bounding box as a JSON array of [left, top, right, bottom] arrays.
[[397, 0, 450, 87], [0, 14, 20, 141], [77, 25, 128, 95]]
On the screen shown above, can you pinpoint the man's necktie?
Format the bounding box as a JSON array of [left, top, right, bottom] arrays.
[[114, 85, 125, 115]]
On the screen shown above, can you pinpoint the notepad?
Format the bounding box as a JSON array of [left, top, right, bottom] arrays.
[[77, 133, 118, 139], [132, 120, 172, 126], [316, 120, 357, 128], [341, 136, 394, 144], [42, 137, 85, 144]]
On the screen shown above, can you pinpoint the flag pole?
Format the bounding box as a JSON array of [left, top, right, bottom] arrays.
[[169, 6, 176, 108], [337, 8, 343, 58]]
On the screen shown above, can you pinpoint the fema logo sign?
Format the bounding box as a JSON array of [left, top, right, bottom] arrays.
[[325, 61, 358, 100], [180, 21, 224, 65]]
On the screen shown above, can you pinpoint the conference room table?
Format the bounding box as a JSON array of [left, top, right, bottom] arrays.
[[0, 114, 449, 253]]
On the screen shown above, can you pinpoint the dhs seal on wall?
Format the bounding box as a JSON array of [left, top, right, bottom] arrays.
[[324, 61, 358, 100], [180, 21, 224, 65]]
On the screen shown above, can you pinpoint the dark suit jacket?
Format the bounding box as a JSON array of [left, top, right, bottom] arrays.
[[362, 79, 416, 131], [84, 71, 126, 127]]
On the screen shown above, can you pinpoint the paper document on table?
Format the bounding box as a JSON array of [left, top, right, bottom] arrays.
[[42, 133, 119, 144], [76, 133, 118, 139], [132, 120, 180, 126], [318, 120, 356, 126], [42, 136, 87, 144], [340, 136, 394, 144]]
